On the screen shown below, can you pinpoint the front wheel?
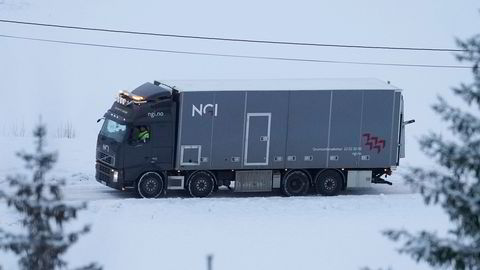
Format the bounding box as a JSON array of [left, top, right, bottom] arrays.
[[137, 172, 165, 198]]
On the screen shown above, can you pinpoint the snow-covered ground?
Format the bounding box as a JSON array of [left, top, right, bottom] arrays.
[[0, 136, 449, 270]]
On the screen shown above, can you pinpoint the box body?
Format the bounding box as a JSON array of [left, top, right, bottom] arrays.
[[175, 86, 403, 171]]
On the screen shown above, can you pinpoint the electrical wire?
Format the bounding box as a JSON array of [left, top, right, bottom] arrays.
[[0, 19, 465, 53], [0, 34, 471, 69]]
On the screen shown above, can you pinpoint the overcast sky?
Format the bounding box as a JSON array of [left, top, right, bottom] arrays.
[[0, 0, 479, 166]]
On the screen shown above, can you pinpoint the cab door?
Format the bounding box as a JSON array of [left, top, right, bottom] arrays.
[[124, 125, 155, 170]]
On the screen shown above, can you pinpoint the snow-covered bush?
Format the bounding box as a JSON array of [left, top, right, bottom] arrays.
[[384, 34, 480, 269], [0, 123, 100, 270]]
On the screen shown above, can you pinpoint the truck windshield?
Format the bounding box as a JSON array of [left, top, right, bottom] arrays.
[[100, 119, 127, 142]]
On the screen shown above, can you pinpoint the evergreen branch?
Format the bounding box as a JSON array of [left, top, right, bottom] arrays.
[[456, 35, 480, 73], [432, 96, 480, 140], [404, 168, 480, 239], [419, 134, 480, 178], [73, 263, 103, 270], [452, 79, 480, 109], [384, 229, 480, 270]]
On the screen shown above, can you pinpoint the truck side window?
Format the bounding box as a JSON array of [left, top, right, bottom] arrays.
[[131, 125, 151, 144]]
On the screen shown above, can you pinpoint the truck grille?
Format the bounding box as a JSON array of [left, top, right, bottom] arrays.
[[96, 162, 113, 182], [97, 172, 111, 182], [96, 150, 115, 166]]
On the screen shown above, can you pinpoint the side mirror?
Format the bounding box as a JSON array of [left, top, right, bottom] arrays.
[[97, 117, 105, 123], [403, 119, 415, 126]]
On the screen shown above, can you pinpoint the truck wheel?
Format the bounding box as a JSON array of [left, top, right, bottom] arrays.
[[315, 170, 343, 196], [282, 170, 310, 196], [137, 172, 165, 198], [188, 171, 215, 198]]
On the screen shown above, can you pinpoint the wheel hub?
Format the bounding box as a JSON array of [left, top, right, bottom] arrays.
[[324, 178, 336, 190], [196, 179, 207, 192], [289, 178, 303, 191], [145, 179, 158, 194]]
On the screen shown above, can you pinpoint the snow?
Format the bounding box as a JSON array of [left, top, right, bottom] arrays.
[[160, 78, 400, 92], [0, 137, 449, 270]]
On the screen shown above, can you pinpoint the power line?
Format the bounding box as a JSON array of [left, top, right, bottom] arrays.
[[0, 34, 471, 69], [0, 19, 465, 53]]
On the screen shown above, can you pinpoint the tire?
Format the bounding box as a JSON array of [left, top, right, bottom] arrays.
[[188, 171, 215, 198], [315, 170, 343, 196], [282, 170, 310, 196], [137, 172, 165, 198]]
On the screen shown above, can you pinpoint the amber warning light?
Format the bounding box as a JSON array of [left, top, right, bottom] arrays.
[[116, 90, 146, 105]]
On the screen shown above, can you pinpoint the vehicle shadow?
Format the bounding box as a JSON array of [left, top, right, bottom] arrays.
[[157, 184, 414, 199], [79, 182, 414, 201]]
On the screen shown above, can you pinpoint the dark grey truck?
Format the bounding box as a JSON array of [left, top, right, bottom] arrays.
[[95, 79, 413, 198]]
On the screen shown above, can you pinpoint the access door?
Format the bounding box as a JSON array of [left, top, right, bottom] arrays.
[[244, 113, 271, 166]]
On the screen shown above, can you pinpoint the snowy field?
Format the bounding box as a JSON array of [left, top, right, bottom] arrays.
[[0, 137, 449, 270]]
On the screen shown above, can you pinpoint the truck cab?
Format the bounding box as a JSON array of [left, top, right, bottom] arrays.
[[95, 82, 176, 194]]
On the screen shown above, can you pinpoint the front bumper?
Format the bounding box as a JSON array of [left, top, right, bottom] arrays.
[[95, 161, 123, 190]]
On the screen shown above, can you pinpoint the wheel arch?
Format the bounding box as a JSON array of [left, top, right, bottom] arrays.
[[136, 169, 167, 185]]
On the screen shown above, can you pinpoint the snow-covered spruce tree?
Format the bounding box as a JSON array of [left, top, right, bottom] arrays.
[[0, 123, 101, 270], [384, 35, 480, 269]]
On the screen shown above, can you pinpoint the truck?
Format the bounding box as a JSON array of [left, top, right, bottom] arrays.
[[95, 78, 413, 198]]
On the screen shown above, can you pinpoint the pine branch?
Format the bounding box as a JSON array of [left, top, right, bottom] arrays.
[[452, 79, 480, 109], [384, 229, 480, 270], [74, 263, 103, 270], [432, 96, 480, 141], [404, 168, 480, 238], [456, 35, 480, 74], [419, 134, 480, 178]]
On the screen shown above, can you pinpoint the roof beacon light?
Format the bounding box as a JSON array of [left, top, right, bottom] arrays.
[[116, 90, 146, 105], [131, 94, 145, 102]]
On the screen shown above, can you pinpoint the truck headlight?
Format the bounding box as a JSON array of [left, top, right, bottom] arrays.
[[113, 170, 119, 182]]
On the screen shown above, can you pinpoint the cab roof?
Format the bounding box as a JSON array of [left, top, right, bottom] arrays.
[[131, 82, 171, 100]]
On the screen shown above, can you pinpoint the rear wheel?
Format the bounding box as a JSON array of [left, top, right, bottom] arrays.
[[137, 172, 165, 198], [282, 170, 310, 196], [188, 171, 215, 198], [315, 170, 343, 196]]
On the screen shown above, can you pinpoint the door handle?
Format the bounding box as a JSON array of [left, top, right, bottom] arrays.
[[145, 156, 158, 163], [260, 136, 268, 141]]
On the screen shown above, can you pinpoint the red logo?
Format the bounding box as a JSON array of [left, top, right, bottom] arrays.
[[363, 133, 385, 153]]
